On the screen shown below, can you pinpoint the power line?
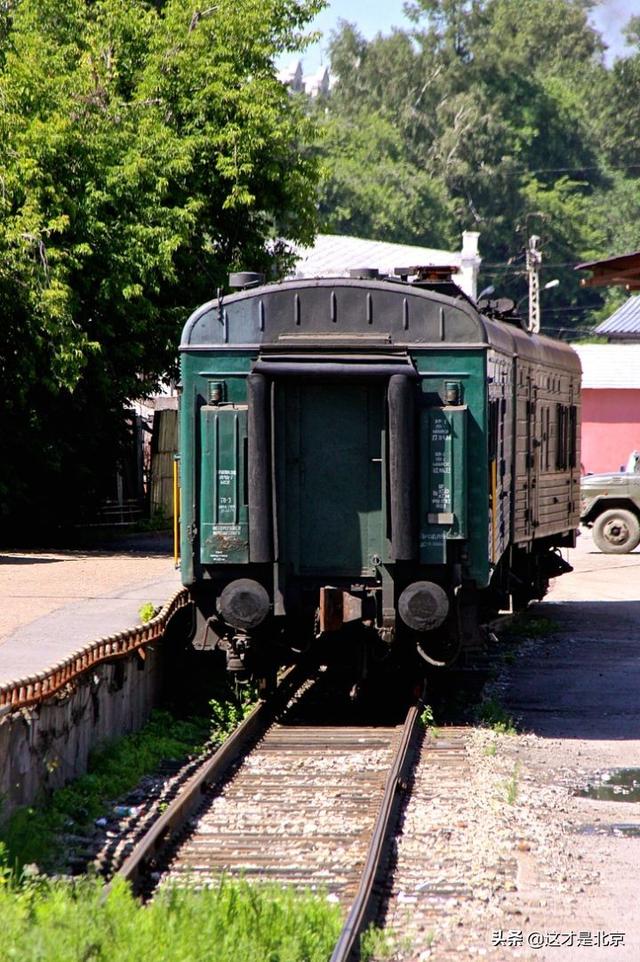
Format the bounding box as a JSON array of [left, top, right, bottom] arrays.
[[541, 305, 604, 314], [525, 163, 640, 175], [482, 261, 581, 270]]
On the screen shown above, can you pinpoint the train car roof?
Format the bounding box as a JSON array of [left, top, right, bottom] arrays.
[[180, 276, 581, 374]]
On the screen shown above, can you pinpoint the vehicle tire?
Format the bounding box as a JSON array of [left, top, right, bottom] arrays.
[[592, 508, 640, 554]]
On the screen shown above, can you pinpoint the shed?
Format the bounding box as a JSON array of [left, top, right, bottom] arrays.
[[574, 344, 640, 474], [576, 250, 640, 291]]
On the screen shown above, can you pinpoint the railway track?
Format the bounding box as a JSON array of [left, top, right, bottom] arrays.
[[107, 665, 422, 960]]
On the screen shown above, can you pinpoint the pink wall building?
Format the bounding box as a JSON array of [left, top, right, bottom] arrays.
[[575, 345, 640, 475]]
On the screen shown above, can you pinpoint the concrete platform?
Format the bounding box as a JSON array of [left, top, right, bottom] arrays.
[[0, 541, 181, 686]]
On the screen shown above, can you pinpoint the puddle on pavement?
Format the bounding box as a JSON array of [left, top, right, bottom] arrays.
[[574, 768, 640, 802], [576, 823, 640, 838]]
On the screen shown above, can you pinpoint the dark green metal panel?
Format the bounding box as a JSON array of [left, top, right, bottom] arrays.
[[180, 353, 253, 584], [414, 351, 489, 585], [419, 406, 468, 563], [280, 382, 385, 576], [199, 405, 248, 564], [179, 344, 491, 587]]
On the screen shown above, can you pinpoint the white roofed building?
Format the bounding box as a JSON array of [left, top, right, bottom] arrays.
[[593, 295, 640, 341], [291, 231, 482, 300]]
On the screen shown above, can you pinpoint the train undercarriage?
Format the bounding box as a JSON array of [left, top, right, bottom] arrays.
[[187, 535, 574, 691]]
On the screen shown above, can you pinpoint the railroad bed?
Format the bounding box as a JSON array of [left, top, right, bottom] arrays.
[[163, 721, 400, 898], [107, 666, 421, 959]]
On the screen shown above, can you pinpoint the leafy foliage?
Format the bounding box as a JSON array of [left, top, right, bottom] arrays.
[[316, 0, 639, 338], [5, 0, 640, 523], [0, 874, 343, 962], [0, 0, 322, 529]]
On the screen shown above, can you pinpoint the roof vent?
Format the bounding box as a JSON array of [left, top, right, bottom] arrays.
[[348, 268, 379, 280], [395, 265, 459, 283], [229, 271, 265, 290]]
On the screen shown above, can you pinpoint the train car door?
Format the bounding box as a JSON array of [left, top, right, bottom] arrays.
[[277, 381, 385, 577], [518, 373, 537, 540], [528, 381, 539, 532]]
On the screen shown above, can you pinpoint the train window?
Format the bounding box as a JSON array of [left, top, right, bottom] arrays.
[[556, 403, 572, 470], [499, 397, 506, 475], [569, 404, 577, 469], [542, 407, 551, 471], [556, 404, 564, 470], [488, 398, 499, 460]]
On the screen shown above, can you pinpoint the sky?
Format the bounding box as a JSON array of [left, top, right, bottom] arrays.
[[281, 0, 637, 75]]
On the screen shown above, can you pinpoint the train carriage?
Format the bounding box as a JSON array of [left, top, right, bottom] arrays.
[[178, 269, 580, 683]]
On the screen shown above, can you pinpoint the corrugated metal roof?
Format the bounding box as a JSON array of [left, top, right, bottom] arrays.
[[574, 343, 640, 388], [594, 295, 640, 335], [292, 234, 461, 278]]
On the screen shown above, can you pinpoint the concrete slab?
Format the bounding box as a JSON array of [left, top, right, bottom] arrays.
[[0, 546, 180, 685]]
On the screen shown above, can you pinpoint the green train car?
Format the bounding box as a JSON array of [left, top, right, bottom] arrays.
[[179, 269, 580, 683]]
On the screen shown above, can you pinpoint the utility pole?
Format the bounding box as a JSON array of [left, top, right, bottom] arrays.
[[526, 234, 541, 333]]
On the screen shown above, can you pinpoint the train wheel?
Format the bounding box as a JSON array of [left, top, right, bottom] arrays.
[[592, 509, 640, 554]]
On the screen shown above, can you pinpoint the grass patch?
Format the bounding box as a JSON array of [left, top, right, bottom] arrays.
[[210, 685, 255, 734], [0, 874, 343, 962], [476, 697, 517, 735], [502, 613, 556, 642], [1, 710, 213, 872], [505, 762, 521, 805], [138, 601, 156, 623]]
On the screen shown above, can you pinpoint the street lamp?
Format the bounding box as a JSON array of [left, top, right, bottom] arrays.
[[516, 278, 560, 326], [477, 285, 495, 302]]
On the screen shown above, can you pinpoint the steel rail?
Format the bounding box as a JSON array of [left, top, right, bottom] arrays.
[[330, 699, 423, 962], [105, 662, 308, 896]]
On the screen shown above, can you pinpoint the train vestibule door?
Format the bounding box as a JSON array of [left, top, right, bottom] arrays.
[[277, 380, 385, 577], [527, 381, 539, 534]]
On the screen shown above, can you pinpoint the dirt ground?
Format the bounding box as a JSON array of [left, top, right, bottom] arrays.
[[387, 530, 640, 962], [489, 529, 640, 961]]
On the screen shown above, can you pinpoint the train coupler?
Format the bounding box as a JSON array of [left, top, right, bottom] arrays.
[[316, 586, 377, 635]]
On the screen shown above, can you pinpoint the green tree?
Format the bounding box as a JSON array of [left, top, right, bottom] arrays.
[[0, 0, 322, 529], [318, 0, 608, 326], [318, 110, 454, 245]]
